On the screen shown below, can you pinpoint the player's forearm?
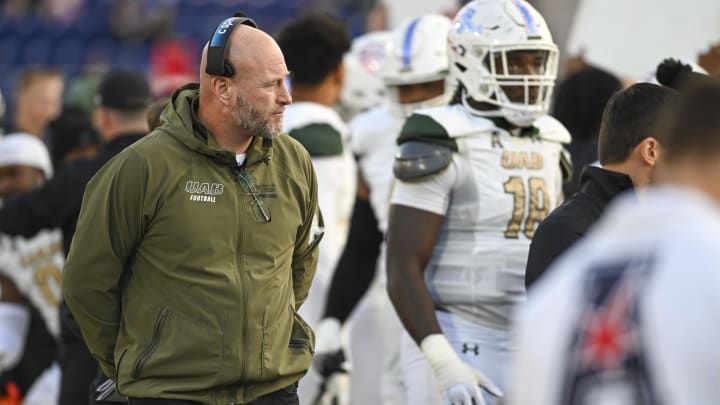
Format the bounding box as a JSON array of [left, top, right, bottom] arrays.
[[386, 258, 442, 345], [386, 204, 445, 345]]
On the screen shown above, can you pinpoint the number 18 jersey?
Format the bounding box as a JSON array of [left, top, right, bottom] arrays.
[[390, 105, 570, 329]]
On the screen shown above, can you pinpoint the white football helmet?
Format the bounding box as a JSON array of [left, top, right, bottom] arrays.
[[338, 30, 391, 121], [382, 14, 452, 116], [448, 0, 559, 127]]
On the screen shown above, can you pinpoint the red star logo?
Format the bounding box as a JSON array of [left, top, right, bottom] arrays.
[[579, 282, 634, 370]]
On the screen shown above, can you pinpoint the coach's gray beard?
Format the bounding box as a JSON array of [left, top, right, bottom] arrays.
[[234, 96, 281, 139]]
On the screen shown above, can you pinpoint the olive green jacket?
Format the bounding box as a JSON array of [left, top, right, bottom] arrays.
[[63, 84, 322, 404]]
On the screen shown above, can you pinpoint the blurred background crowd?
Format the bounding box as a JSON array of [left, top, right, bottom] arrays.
[[1, 0, 719, 163]]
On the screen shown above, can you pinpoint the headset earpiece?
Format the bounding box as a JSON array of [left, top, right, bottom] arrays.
[[206, 16, 257, 77], [223, 61, 235, 77]]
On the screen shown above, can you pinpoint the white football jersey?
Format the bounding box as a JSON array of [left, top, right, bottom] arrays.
[[0, 229, 64, 338], [349, 105, 403, 233], [508, 187, 720, 405], [283, 102, 356, 322], [391, 104, 569, 328]]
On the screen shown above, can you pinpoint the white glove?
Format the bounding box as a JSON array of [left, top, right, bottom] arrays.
[[312, 317, 351, 405], [313, 318, 351, 375], [314, 317, 343, 355], [420, 334, 503, 405], [316, 372, 351, 405]]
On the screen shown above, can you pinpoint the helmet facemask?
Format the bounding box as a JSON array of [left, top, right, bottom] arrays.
[[455, 41, 558, 127], [449, 0, 559, 127]]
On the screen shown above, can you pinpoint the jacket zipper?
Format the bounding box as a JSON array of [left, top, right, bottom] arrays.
[[240, 137, 270, 170], [132, 308, 169, 378], [239, 271, 249, 382], [230, 151, 268, 401], [234, 166, 249, 387]]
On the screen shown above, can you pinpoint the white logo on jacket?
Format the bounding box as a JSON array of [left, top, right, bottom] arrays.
[[185, 180, 224, 203]]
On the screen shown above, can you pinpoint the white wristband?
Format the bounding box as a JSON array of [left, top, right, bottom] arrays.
[[420, 333, 461, 371], [420, 333, 503, 398]]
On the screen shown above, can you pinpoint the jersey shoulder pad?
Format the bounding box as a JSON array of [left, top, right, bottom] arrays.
[[397, 107, 458, 151], [289, 123, 344, 157], [393, 141, 453, 181], [534, 115, 571, 144]]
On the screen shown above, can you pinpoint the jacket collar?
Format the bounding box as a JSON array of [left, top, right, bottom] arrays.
[[579, 165, 635, 206]]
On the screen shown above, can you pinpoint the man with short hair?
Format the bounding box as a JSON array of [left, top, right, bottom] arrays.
[[63, 17, 322, 405], [525, 83, 679, 288], [507, 76, 720, 405], [276, 13, 353, 330], [5, 67, 64, 138], [275, 14, 354, 405]]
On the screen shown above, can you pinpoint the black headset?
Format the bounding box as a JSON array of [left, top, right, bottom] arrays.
[[205, 14, 258, 77]]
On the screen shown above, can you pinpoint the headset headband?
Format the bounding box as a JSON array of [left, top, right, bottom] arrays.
[[206, 16, 258, 77]]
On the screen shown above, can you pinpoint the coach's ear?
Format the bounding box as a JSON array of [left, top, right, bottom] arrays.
[[210, 76, 235, 108], [638, 136, 660, 167]]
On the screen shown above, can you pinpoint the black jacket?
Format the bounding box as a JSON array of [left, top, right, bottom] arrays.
[[525, 165, 634, 288], [563, 137, 599, 198], [0, 133, 145, 405]]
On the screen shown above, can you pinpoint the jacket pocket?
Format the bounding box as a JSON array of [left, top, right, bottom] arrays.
[[132, 308, 169, 378], [261, 305, 314, 380], [129, 306, 222, 383], [289, 309, 314, 355]]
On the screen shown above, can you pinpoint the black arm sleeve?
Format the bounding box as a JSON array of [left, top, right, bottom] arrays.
[[525, 215, 583, 289], [0, 168, 79, 238], [323, 196, 384, 323]]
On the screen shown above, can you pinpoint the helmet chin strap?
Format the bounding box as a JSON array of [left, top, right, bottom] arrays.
[[501, 105, 538, 127], [460, 93, 539, 128]]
